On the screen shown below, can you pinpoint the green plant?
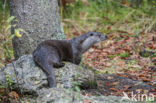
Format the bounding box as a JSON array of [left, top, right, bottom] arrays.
[[72, 81, 81, 92], [0, 15, 26, 67], [0, 85, 5, 88], [0, 2, 25, 94], [87, 80, 97, 89], [108, 52, 131, 58], [6, 75, 14, 88], [0, 0, 25, 68]]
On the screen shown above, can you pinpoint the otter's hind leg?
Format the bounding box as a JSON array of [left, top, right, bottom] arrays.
[[34, 56, 57, 87], [33, 46, 64, 88], [33, 58, 56, 87], [41, 63, 56, 88], [41, 53, 64, 88]]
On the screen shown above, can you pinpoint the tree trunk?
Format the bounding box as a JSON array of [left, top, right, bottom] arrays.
[[131, 0, 142, 8], [10, 0, 65, 59]]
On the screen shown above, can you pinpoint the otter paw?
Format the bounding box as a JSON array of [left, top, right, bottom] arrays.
[[54, 62, 65, 68]]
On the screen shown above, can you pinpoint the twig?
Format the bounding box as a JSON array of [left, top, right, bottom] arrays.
[[3, 44, 21, 95]]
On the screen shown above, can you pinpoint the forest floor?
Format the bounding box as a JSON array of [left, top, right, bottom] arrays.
[[61, 1, 156, 99], [80, 31, 156, 100]]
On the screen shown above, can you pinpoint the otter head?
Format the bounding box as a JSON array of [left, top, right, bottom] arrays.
[[80, 32, 107, 53]]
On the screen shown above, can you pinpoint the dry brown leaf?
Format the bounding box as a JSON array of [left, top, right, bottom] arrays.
[[118, 61, 125, 66], [105, 62, 112, 67], [0, 88, 5, 95], [143, 90, 149, 94], [112, 82, 119, 86], [83, 98, 92, 103], [136, 89, 142, 93], [141, 77, 150, 82], [81, 0, 90, 6], [138, 74, 145, 77], [151, 57, 156, 64], [107, 76, 114, 80], [8, 91, 19, 100], [123, 85, 131, 90], [110, 88, 117, 91]]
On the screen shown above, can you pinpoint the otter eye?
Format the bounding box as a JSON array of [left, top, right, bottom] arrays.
[[90, 33, 93, 36]]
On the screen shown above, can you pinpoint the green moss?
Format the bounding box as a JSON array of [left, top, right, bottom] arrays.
[[108, 54, 118, 58], [119, 52, 131, 58], [108, 52, 131, 58]]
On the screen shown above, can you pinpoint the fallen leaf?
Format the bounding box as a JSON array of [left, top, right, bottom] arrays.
[[136, 89, 142, 93], [105, 62, 112, 67], [8, 91, 19, 100], [118, 61, 125, 66], [123, 85, 131, 90], [143, 90, 149, 94], [107, 76, 114, 80], [112, 82, 119, 86], [110, 88, 117, 91], [83, 98, 92, 103]]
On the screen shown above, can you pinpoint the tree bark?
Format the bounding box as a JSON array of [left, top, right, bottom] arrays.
[[10, 0, 65, 59]]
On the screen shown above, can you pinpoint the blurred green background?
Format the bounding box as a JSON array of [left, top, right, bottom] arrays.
[[0, 0, 156, 67]]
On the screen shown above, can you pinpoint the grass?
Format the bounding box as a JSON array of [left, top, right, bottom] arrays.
[[108, 52, 131, 58], [62, 0, 156, 37], [0, 1, 14, 68]]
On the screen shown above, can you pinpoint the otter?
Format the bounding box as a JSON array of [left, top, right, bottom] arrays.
[[33, 32, 107, 88]]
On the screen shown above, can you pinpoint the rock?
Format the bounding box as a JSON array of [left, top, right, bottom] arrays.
[[37, 88, 129, 103], [55, 62, 95, 89], [0, 55, 94, 94], [96, 74, 155, 96], [0, 55, 131, 103]]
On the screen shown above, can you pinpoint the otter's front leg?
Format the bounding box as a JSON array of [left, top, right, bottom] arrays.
[[73, 55, 81, 65]]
